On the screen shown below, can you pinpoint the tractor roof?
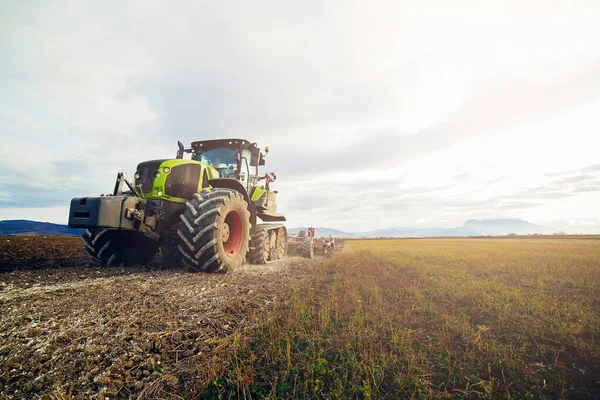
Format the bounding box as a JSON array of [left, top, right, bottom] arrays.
[[191, 138, 254, 153]]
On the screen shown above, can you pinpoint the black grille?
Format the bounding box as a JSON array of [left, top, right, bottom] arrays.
[[135, 160, 166, 194], [165, 164, 201, 199]]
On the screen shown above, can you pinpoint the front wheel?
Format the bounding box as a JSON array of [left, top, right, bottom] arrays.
[[81, 229, 159, 267], [160, 229, 183, 266], [177, 189, 251, 273]]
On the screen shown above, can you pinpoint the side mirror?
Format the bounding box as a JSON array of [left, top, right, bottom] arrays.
[[249, 146, 261, 166], [176, 141, 184, 159]]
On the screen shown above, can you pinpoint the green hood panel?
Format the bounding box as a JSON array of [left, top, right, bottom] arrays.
[[133, 159, 219, 204]]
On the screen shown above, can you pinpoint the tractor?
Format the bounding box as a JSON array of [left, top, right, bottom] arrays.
[[68, 139, 288, 272]]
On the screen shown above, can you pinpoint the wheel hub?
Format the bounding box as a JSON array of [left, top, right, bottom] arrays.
[[222, 210, 244, 256], [222, 223, 231, 242]]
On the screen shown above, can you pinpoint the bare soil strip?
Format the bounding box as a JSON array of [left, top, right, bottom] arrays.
[[0, 243, 322, 399]]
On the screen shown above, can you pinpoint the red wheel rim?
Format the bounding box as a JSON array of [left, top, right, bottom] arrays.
[[223, 210, 243, 256]]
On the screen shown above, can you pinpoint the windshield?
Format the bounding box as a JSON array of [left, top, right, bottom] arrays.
[[195, 148, 237, 169]]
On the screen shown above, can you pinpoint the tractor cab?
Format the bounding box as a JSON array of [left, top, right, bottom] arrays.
[[177, 139, 266, 192]]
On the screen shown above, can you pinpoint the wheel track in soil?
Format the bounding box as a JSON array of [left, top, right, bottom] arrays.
[[0, 235, 325, 399], [0, 257, 315, 301]]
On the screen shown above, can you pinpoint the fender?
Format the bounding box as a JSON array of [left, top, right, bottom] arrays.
[[208, 178, 257, 227]]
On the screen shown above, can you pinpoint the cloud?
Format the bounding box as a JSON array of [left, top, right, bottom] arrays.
[[546, 163, 600, 177], [499, 163, 600, 203], [556, 175, 596, 184], [583, 164, 600, 173], [256, 56, 600, 181], [574, 186, 600, 193], [1, 1, 600, 231]]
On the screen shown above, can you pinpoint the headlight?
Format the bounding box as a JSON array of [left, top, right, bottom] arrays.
[[163, 167, 170, 173], [134, 173, 140, 179], [154, 172, 161, 178], [157, 190, 163, 196]]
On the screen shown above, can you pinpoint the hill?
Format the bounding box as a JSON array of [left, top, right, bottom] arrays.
[[0, 220, 82, 236], [1, 218, 555, 238], [291, 219, 556, 238], [459, 218, 556, 236]]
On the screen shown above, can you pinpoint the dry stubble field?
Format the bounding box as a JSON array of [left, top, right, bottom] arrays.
[[1, 236, 599, 399], [205, 237, 600, 399]]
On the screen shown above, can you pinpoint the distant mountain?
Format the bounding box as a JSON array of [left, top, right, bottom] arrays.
[[0, 220, 82, 236], [2, 218, 555, 238], [290, 219, 556, 238], [459, 219, 555, 236]]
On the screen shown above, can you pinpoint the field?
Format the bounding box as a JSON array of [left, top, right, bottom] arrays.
[[203, 237, 600, 399], [1, 236, 599, 398], [0, 236, 321, 399]]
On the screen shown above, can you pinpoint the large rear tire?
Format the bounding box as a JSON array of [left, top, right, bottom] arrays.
[[267, 230, 276, 260], [248, 225, 287, 264], [81, 229, 159, 267], [301, 237, 314, 259], [177, 189, 251, 273], [273, 227, 287, 260], [248, 225, 269, 264]]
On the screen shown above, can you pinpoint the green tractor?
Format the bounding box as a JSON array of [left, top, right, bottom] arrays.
[[68, 139, 287, 272]]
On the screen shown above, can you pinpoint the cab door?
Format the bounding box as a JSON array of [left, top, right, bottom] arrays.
[[239, 148, 253, 192]]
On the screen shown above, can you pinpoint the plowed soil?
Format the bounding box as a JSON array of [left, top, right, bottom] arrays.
[[0, 236, 323, 399]]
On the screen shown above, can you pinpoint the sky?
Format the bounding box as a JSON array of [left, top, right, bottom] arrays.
[[1, 0, 599, 233]]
